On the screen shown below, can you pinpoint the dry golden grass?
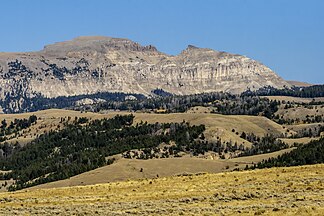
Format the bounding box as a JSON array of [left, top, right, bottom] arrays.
[[286, 123, 324, 133], [276, 105, 324, 122], [132, 112, 285, 136], [186, 106, 214, 114], [128, 112, 290, 145], [0, 179, 14, 192], [0, 108, 288, 147], [227, 148, 295, 164], [0, 109, 104, 146], [0, 164, 323, 215], [279, 137, 320, 146], [0, 109, 321, 215], [32, 148, 295, 190], [263, 96, 324, 103]]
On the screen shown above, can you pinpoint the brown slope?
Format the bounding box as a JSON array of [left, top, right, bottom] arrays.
[[31, 148, 294, 190], [2, 164, 323, 215], [0, 109, 289, 147]]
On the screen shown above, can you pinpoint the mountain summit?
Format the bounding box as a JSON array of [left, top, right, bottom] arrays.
[[0, 36, 289, 112]]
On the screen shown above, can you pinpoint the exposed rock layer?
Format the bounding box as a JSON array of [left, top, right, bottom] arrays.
[[0, 36, 290, 102]]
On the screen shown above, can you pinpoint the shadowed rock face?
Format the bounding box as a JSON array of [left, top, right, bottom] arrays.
[[0, 36, 289, 104]]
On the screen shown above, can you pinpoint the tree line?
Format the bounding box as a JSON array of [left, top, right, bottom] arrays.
[[0, 115, 37, 141], [242, 85, 324, 98], [0, 115, 205, 191], [255, 137, 324, 168]]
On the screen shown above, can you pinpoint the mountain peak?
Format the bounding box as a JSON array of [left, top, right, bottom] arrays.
[[180, 44, 216, 54], [186, 44, 199, 50], [0, 35, 291, 113], [73, 36, 114, 41], [41, 36, 159, 55]]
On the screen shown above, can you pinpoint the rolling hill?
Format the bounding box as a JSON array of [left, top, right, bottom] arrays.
[[0, 164, 323, 215]]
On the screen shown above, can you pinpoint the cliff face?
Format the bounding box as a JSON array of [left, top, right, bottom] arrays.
[[0, 36, 289, 112]]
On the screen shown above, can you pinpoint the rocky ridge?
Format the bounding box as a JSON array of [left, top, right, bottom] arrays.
[[0, 36, 290, 112]]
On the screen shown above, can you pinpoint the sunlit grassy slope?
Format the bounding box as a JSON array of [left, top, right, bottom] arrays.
[[0, 164, 323, 215], [0, 108, 289, 148], [32, 148, 294, 190]]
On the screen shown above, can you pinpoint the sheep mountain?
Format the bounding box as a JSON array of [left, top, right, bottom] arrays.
[[0, 36, 290, 113]]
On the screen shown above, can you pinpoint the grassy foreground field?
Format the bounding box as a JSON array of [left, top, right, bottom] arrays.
[[0, 164, 323, 215]]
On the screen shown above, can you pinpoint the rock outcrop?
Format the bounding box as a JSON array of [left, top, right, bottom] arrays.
[[0, 36, 290, 112]]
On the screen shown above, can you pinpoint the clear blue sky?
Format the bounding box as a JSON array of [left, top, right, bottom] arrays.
[[0, 0, 323, 84]]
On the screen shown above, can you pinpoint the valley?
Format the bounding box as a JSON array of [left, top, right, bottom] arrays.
[[0, 35, 323, 216], [0, 94, 323, 192], [1, 0, 323, 215], [31, 148, 295, 190]]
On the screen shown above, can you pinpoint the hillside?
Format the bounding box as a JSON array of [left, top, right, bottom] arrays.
[[31, 148, 294, 190], [0, 108, 289, 148], [0, 36, 290, 113], [1, 106, 323, 191], [0, 164, 323, 215], [0, 109, 293, 190], [264, 96, 324, 103]]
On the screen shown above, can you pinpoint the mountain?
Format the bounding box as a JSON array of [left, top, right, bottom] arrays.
[[0, 36, 290, 113]]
